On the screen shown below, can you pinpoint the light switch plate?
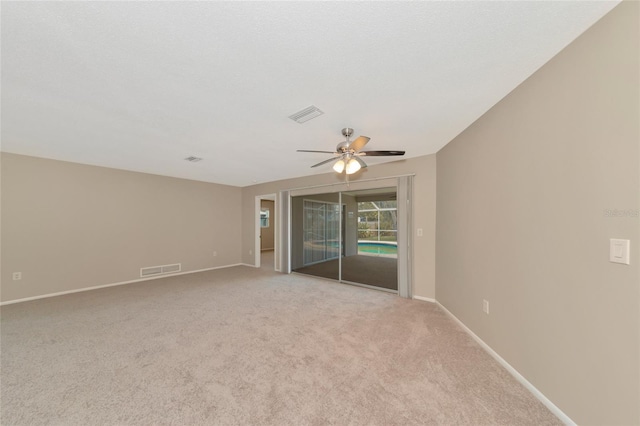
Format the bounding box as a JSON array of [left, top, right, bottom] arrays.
[[610, 239, 630, 265]]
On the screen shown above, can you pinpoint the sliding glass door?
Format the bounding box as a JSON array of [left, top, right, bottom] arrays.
[[291, 187, 400, 292], [287, 176, 412, 296]]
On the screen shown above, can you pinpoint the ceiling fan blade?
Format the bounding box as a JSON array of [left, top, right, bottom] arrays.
[[348, 136, 370, 152], [311, 157, 339, 168], [297, 150, 337, 154], [360, 150, 405, 156]]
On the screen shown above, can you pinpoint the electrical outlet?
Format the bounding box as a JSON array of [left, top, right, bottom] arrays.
[[213, 251, 217, 257], [13, 272, 22, 281], [249, 249, 253, 255], [483, 299, 490, 314]]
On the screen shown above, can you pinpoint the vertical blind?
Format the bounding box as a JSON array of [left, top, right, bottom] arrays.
[[302, 200, 340, 265]]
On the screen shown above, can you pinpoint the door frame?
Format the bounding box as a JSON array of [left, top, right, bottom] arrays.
[[255, 193, 277, 270]]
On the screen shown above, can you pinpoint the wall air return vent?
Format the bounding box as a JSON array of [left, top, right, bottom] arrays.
[[140, 263, 182, 278], [140, 266, 162, 277], [288, 105, 324, 124], [161, 264, 181, 274]]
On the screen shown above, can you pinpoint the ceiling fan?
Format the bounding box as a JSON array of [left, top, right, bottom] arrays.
[[297, 128, 405, 175]]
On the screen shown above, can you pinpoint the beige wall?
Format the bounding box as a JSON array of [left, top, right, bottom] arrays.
[[436, 2, 639, 425], [1, 153, 242, 303], [260, 200, 275, 250], [242, 154, 437, 299]]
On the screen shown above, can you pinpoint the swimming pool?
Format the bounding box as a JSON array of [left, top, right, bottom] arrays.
[[358, 242, 398, 256]]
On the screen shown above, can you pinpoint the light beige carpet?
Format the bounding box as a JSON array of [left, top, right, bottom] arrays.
[[0, 266, 561, 425]]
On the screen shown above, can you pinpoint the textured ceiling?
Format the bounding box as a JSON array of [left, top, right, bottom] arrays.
[[1, 1, 618, 187]]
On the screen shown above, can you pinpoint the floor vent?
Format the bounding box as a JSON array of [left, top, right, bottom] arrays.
[[140, 263, 181, 278]]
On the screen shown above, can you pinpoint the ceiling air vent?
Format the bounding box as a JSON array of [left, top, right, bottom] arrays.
[[184, 156, 203, 162], [289, 105, 324, 124]]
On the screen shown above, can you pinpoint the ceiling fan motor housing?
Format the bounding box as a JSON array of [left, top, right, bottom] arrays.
[[337, 128, 354, 152], [336, 141, 350, 152], [341, 128, 354, 138]]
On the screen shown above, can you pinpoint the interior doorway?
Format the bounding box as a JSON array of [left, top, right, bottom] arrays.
[[255, 194, 277, 271]]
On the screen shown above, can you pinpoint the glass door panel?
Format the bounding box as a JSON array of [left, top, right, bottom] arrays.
[[292, 194, 340, 281], [341, 187, 398, 291]]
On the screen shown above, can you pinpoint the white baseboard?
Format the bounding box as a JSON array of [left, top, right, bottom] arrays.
[[436, 302, 575, 426], [412, 295, 436, 303], [0, 263, 244, 306], [241, 263, 259, 268]]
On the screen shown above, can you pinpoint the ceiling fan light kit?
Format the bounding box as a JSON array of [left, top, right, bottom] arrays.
[[345, 157, 362, 174], [297, 127, 405, 176]]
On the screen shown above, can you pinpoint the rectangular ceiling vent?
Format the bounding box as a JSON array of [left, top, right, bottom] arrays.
[[289, 105, 324, 124], [140, 263, 182, 278], [184, 156, 203, 162]]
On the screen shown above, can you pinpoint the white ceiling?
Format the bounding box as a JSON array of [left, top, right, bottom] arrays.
[[1, 1, 618, 187]]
